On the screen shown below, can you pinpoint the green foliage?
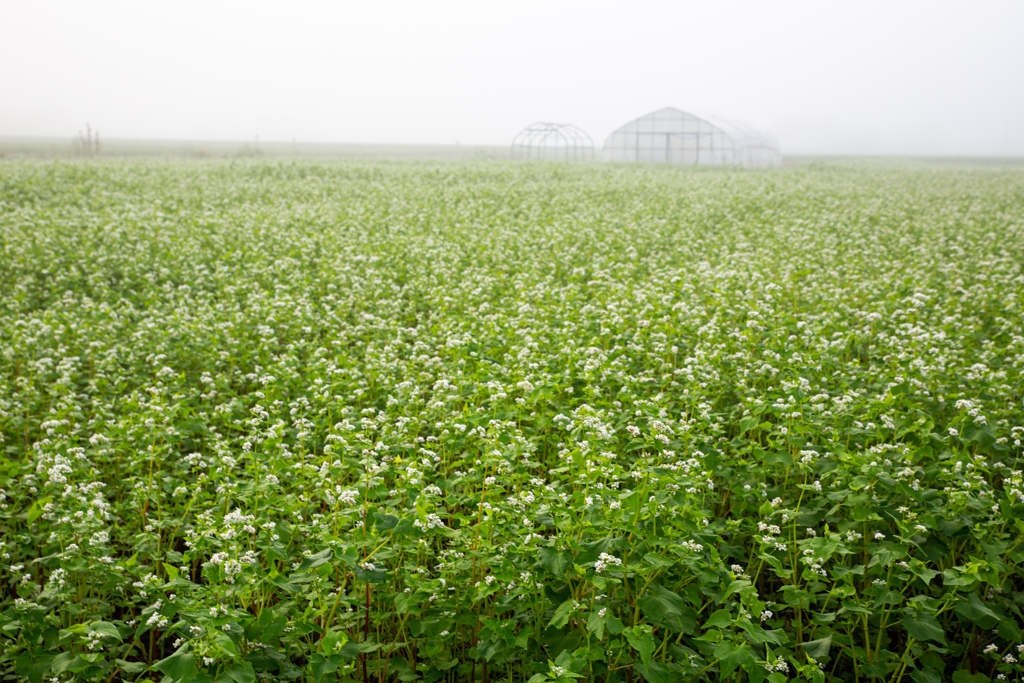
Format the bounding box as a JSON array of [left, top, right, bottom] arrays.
[[0, 158, 1023, 681]]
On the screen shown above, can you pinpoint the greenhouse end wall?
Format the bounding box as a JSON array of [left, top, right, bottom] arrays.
[[601, 108, 781, 168]]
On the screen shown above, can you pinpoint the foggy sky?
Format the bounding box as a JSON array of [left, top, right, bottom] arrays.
[[3, 0, 1023, 156]]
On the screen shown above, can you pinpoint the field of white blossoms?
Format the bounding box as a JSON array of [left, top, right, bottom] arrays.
[[0, 159, 1023, 683]]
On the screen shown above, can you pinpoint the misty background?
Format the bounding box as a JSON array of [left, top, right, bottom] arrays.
[[2, 0, 1022, 157]]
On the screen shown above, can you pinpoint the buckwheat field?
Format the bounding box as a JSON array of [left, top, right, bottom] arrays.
[[2, 159, 1023, 683]]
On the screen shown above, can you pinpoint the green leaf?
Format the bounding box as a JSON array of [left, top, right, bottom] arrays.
[[548, 598, 575, 629], [911, 669, 942, 683], [163, 562, 180, 581], [643, 552, 673, 569], [353, 562, 388, 583], [695, 628, 722, 642], [26, 496, 52, 524], [297, 548, 333, 572], [51, 653, 79, 674], [901, 612, 946, 644], [743, 659, 769, 683], [372, 511, 399, 531], [997, 618, 1022, 642], [849, 476, 871, 491], [739, 416, 760, 433], [951, 671, 991, 683], [389, 656, 419, 682], [434, 656, 459, 671], [606, 615, 625, 634], [554, 650, 575, 668], [576, 537, 615, 565], [954, 593, 999, 628], [215, 631, 239, 656], [864, 662, 890, 679], [58, 623, 88, 643], [90, 620, 123, 642], [937, 518, 969, 537], [152, 650, 196, 682], [678, 605, 698, 634], [115, 659, 148, 674], [586, 610, 606, 640], [624, 626, 656, 667], [942, 568, 976, 587], [799, 636, 831, 660], [715, 640, 752, 678], [15, 654, 54, 683], [705, 609, 731, 629], [223, 662, 256, 683], [394, 592, 412, 613], [310, 654, 337, 682], [537, 546, 572, 577], [393, 516, 417, 535], [961, 423, 996, 449], [477, 637, 502, 661], [637, 583, 685, 625], [635, 659, 676, 683], [739, 620, 770, 644], [908, 563, 940, 585], [321, 628, 346, 656], [337, 640, 361, 659]]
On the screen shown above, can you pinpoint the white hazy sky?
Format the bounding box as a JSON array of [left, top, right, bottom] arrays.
[[3, 0, 1023, 156]]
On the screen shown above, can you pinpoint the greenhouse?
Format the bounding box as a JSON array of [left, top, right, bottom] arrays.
[[601, 107, 781, 167], [511, 122, 595, 161]]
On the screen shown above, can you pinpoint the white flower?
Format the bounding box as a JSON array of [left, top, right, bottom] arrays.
[[594, 552, 622, 572]]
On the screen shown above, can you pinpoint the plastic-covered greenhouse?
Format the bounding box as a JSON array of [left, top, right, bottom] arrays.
[[601, 107, 781, 167], [511, 123, 594, 161]]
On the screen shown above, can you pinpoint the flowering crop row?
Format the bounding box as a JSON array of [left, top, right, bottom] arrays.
[[0, 159, 1023, 682]]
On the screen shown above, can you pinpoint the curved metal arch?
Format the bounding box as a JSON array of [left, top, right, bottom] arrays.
[[511, 122, 595, 162]]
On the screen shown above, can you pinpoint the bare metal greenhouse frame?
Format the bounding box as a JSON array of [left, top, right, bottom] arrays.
[[601, 107, 781, 168], [511, 123, 595, 161]]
